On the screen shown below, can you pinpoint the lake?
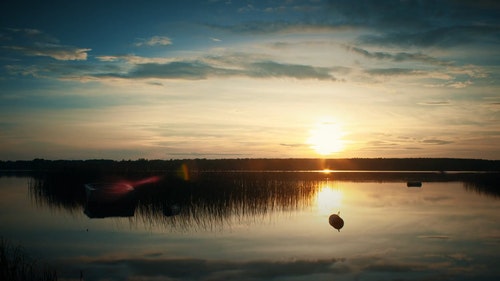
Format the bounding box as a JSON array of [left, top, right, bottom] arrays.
[[1, 171, 499, 281]]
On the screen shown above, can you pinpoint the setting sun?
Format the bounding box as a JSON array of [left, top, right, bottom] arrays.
[[307, 119, 346, 156]]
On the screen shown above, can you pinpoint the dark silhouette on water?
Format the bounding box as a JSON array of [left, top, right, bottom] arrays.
[[407, 181, 422, 187], [3, 158, 500, 173], [83, 176, 160, 218], [329, 212, 344, 232], [163, 204, 181, 217], [84, 183, 139, 218], [25, 169, 499, 230]]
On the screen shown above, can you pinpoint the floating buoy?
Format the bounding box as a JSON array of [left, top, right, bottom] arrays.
[[407, 181, 422, 187], [329, 212, 344, 232]]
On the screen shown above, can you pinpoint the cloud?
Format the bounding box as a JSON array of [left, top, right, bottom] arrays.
[[209, 21, 347, 34], [56, 257, 342, 281], [3, 27, 59, 43], [447, 80, 472, 89], [51, 247, 497, 281], [344, 45, 452, 66], [95, 55, 118, 62], [365, 68, 426, 77], [421, 139, 454, 145], [4, 61, 123, 80], [135, 36, 172, 47], [6, 47, 338, 82], [208, 1, 500, 50], [280, 143, 306, 148], [95, 56, 336, 81], [2, 28, 91, 60], [419, 101, 451, 106], [4, 43, 91, 60], [6, 27, 41, 34], [359, 25, 500, 48], [125, 61, 224, 79], [248, 61, 334, 80], [96, 54, 174, 64], [418, 235, 451, 240], [327, 0, 500, 31]]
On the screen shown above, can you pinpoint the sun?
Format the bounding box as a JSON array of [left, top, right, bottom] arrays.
[[307, 119, 345, 155]]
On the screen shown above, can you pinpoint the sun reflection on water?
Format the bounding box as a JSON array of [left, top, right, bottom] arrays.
[[315, 183, 343, 215]]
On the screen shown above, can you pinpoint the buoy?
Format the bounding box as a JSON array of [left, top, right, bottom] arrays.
[[329, 212, 344, 232]]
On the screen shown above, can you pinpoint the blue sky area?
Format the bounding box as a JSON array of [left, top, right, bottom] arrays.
[[1, 0, 499, 160]]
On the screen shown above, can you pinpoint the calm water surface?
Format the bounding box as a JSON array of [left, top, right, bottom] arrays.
[[1, 172, 499, 281]]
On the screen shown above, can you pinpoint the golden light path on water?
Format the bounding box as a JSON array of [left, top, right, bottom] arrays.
[[315, 182, 343, 216]]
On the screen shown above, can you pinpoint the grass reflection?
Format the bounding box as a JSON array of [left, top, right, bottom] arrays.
[[27, 171, 499, 230], [133, 173, 322, 230]]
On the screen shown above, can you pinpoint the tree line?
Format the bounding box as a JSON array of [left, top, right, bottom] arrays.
[[1, 158, 499, 173]]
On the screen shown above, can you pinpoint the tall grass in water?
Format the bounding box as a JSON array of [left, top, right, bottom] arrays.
[[0, 238, 57, 281]]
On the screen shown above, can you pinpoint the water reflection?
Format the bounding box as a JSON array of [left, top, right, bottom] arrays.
[[316, 183, 342, 215], [84, 183, 138, 218], [27, 171, 500, 230], [5, 171, 500, 281], [28, 172, 327, 229]]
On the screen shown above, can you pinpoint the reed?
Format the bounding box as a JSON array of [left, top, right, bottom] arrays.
[[0, 238, 58, 281]]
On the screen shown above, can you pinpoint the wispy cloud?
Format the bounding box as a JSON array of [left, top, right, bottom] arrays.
[[209, 21, 348, 34], [135, 36, 172, 47], [54, 250, 489, 281], [344, 45, 452, 66], [56, 256, 342, 281], [208, 0, 500, 51], [1, 28, 91, 60], [95, 55, 336, 81], [4, 43, 91, 60], [418, 101, 451, 106], [96, 54, 174, 64], [421, 139, 454, 145], [360, 25, 500, 48], [247, 61, 334, 80], [365, 68, 426, 77]]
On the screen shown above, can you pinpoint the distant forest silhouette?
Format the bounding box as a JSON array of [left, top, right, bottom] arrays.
[[1, 158, 500, 173]]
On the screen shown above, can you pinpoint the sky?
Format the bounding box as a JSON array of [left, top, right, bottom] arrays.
[[0, 0, 499, 160]]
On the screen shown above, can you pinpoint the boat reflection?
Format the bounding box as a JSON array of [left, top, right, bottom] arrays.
[[84, 183, 138, 218]]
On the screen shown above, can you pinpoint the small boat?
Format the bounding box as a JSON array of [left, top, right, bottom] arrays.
[[407, 181, 422, 187], [85, 183, 135, 204], [84, 183, 138, 218]]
